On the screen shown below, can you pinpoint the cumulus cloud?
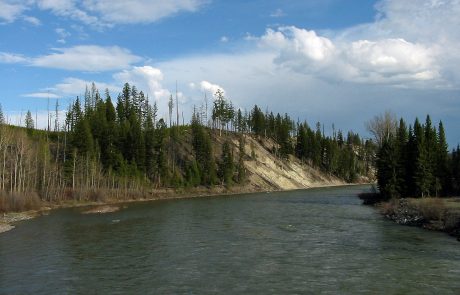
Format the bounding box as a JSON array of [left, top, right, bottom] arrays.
[[259, 26, 440, 86], [31, 45, 142, 71], [113, 66, 171, 101], [261, 26, 336, 62], [345, 38, 438, 83], [200, 81, 225, 96]]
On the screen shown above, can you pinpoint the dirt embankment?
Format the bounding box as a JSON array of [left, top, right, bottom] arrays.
[[230, 135, 346, 191], [380, 197, 460, 241]]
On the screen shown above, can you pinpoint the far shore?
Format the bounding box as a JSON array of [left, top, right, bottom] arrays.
[[0, 182, 370, 234]]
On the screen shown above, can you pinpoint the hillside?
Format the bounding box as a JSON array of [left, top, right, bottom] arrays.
[[224, 134, 344, 191], [0, 83, 375, 213]]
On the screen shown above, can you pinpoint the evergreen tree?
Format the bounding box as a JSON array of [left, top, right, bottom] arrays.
[[25, 110, 34, 133], [436, 121, 449, 195], [395, 118, 408, 196], [191, 112, 216, 185], [219, 140, 234, 186], [376, 136, 399, 198], [413, 118, 432, 197], [237, 135, 246, 183], [251, 105, 265, 137]]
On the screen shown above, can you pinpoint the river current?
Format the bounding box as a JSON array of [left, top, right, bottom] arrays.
[[1, 185, 459, 294]]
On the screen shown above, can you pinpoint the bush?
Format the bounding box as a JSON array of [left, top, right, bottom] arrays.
[[410, 198, 446, 221], [0, 191, 42, 212]]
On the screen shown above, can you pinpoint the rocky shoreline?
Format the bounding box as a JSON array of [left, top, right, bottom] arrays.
[[0, 211, 44, 233], [381, 198, 460, 241]]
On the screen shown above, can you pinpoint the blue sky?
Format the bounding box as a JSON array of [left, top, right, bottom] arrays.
[[1, 0, 460, 147]]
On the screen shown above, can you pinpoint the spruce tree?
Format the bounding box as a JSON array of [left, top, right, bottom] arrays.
[[237, 135, 246, 183], [436, 121, 449, 195], [413, 118, 431, 197], [25, 110, 34, 134], [220, 140, 234, 186]]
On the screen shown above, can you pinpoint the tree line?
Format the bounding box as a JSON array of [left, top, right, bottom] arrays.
[[0, 83, 373, 211]]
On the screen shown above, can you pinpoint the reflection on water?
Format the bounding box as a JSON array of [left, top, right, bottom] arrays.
[[1, 185, 459, 294]]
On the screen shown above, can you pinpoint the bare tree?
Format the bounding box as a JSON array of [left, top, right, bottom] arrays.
[[168, 95, 174, 127], [365, 110, 398, 147]]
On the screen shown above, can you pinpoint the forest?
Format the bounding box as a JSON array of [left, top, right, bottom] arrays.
[[0, 83, 374, 212], [374, 112, 460, 199]]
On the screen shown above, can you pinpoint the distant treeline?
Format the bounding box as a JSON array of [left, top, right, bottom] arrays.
[[0, 83, 373, 211], [375, 113, 460, 198]]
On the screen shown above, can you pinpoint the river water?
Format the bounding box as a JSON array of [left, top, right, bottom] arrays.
[[1, 185, 459, 294]]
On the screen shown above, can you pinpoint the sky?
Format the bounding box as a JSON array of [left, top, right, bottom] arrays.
[[0, 0, 459, 147]]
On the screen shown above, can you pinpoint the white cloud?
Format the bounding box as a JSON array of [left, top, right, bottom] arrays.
[[47, 77, 119, 97], [261, 27, 336, 62], [22, 92, 61, 99], [83, 0, 208, 24], [220, 36, 229, 43], [259, 26, 440, 86], [0, 0, 26, 23], [31, 45, 142, 71], [0, 52, 28, 63], [1, 0, 207, 27], [23, 15, 41, 25], [200, 81, 225, 96], [114, 66, 170, 100], [36, 0, 101, 27], [345, 38, 438, 83]]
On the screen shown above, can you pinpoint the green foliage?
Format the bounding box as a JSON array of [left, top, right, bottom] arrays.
[[237, 135, 246, 183], [376, 115, 456, 198], [24, 110, 34, 134], [219, 140, 234, 186], [191, 112, 217, 185]]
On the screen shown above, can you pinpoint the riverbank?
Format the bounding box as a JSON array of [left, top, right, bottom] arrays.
[[1, 183, 369, 234], [379, 197, 460, 241]]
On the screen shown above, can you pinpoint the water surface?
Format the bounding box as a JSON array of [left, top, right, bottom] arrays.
[[1, 185, 459, 294]]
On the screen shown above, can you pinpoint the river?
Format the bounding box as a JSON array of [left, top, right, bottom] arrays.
[[1, 185, 459, 294]]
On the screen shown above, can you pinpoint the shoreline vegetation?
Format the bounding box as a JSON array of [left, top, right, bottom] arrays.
[[359, 192, 460, 241], [362, 111, 460, 241], [1, 183, 368, 234]]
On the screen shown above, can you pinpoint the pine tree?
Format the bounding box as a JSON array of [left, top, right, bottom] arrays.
[[191, 112, 216, 185], [413, 118, 431, 197], [376, 136, 399, 198], [237, 135, 246, 183], [436, 121, 449, 195], [25, 110, 34, 134], [220, 140, 234, 186], [395, 118, 408, 196]]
